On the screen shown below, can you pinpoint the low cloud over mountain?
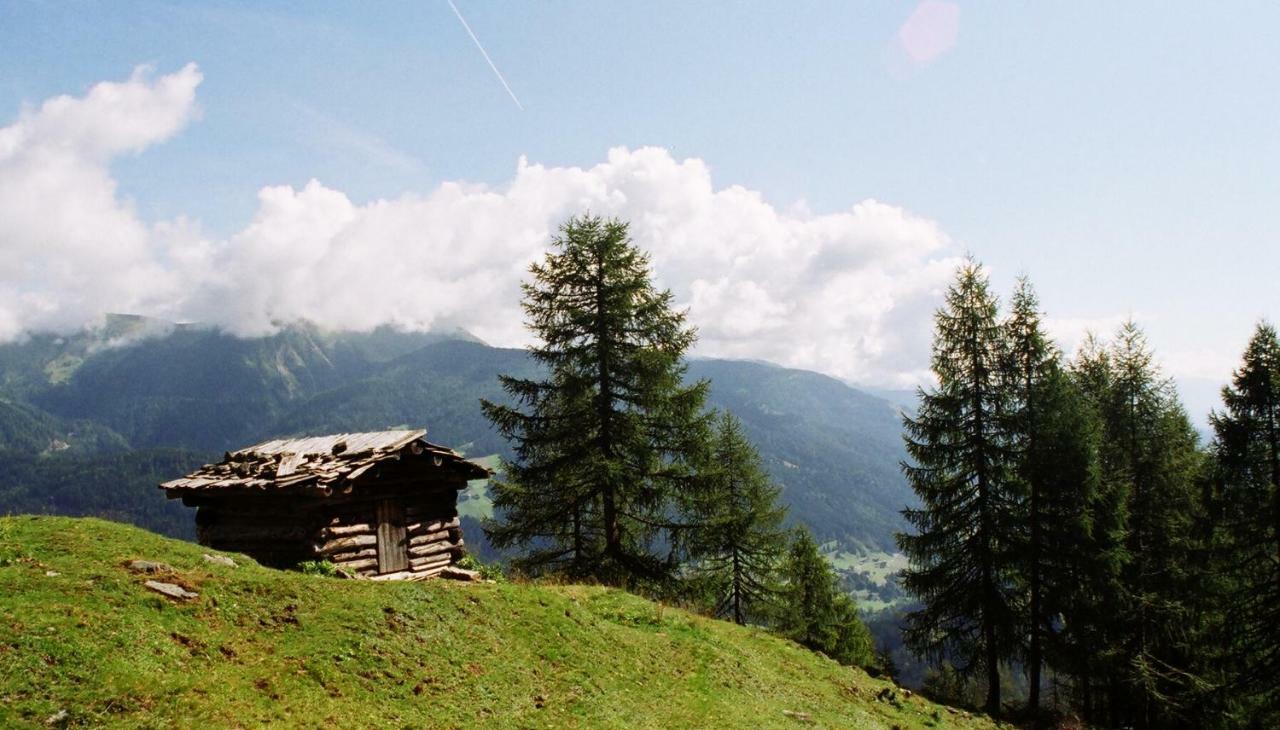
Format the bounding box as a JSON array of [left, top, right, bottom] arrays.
[[0, 64, 960, 386]]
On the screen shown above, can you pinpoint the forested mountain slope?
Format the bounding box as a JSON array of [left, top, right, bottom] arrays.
[[0, 322, 914, 552]]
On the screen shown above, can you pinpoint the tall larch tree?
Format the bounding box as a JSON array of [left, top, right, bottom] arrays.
[[776, 527, 840, 653], [1211, 322, 1280, 722], [1066, 333, 1131, 724], [1000, 277, 1099, 723], [1093, 321, 1205, 728], [1026, 364, 1105, 716], [776, 527, 873, 667], [898, 258, 1018, 717], [482, 215, 711, 585], [687, 411, 787, 625]]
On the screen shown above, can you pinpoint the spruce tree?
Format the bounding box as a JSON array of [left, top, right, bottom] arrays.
[[898, 258, 1018, 717], [482, 215, 711, 584], [1211, 322, 1280, 721], [687, 411, 787, 625]]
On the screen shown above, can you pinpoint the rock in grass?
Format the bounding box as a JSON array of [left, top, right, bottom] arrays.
[[145, 580, 198, 600], [128, 560, 172, 574], [440, 566, 481, 582], [202, 554, 236, 568], [45, 709, 68, 725]]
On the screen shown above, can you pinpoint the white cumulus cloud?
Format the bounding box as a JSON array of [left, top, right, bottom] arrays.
[[0, 63, 203, 339], [0, 65, 961, 387]]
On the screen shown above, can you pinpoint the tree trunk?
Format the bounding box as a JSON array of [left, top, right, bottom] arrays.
[[1081, 676, 1093, 725], [971, 326, 1000, 718], [1027, 368, 1042, 724], [594, 250, 621, 565], [732, 548, 743, 625], [602, 483, 619, 559], [1268, 396, 1279, 596], [985, 615, 1001, 716], [572, 504, 583, 567], [1029, 567, 1041, 723]]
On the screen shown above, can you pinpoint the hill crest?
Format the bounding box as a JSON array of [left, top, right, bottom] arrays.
[[0, 516, 992, 729]]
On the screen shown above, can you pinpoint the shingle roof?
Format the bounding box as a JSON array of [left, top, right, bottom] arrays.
[[159, 429, 490, 495], [238, 430, 426, 458]]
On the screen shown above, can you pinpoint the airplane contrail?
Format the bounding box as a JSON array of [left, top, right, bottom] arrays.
[[446, 0, 524, 111]]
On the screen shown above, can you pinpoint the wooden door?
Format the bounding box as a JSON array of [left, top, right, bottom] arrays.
[[375, 500, 408, 574]]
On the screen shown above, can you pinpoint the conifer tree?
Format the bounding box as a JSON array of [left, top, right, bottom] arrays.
[[830, 591, 875, 668], [1087, 322, 1205, 728], [1001, 278, 1100, 722], [999, 277, 1057, 719], [775, 527, 872, 666], [875, 643, 901, 683], [777, 528, 840, 652], [482, 215, 711, 584], [687, 411, 787, 625], [1117, 323, 1203, 728], [1066, 334, 1131, 724], [1211, 322, 1280, 721], [898, 258, 1018, 716]]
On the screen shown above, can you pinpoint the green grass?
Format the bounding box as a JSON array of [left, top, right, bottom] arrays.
[[42, 354, 84, 386], [822, 546, 910, 612], [0, 516, 997, 729]]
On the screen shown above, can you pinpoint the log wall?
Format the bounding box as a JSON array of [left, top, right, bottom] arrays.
[[314, 493, 463, 578], [195, 503, 323, 568], [191, 477, 468, 578]]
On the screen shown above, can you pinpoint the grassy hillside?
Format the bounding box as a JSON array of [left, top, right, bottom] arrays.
[[0, 516, 993, 729]]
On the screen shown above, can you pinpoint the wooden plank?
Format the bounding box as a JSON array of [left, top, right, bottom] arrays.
[[375, 500, 408, 574], [198, 508, 321, 524], [408, 529, 455, 547], [198, 523, 311, 539], [275, 452, 303, 478], [320, 523, 375, 538], [417, 563, 452, 579], [368, 569, 431, 582], [329, 547, 377, 562], [406, 517, 460, 534], [409, 554, 453, 571], [333, 557, 378, 571], [407, 540, 463, 559], [316, 534, 376, 555]]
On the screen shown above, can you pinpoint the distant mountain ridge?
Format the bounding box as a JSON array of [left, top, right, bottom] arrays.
[[0, 322, 916, 553]]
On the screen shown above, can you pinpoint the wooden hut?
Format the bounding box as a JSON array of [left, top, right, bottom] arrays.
[[159, 429, 489, 581]]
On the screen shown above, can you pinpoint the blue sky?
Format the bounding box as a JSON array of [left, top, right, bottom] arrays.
[[1, 1, 1277, 416]]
